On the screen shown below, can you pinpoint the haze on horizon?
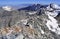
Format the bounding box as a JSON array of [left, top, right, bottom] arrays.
[[0, 0, 60, 6]]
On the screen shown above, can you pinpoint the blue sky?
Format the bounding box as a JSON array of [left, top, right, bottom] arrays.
[[0, 0, 60, 5]]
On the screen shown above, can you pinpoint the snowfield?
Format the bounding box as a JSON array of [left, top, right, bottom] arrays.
[[46, 4, 60, 35]]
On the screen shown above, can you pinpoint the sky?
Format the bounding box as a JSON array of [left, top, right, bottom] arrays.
[[0, 0, 60, 5]]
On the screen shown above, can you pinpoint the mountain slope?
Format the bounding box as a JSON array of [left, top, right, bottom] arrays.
[[0, 3, 60, 39]]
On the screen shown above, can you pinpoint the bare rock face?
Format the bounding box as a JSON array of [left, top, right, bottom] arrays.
[[0, 4, 60, 39]]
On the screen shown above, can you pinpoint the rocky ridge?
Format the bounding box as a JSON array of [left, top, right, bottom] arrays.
[[0, 3, 60, 39]]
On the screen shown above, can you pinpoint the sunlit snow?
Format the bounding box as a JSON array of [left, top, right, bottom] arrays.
[[46, 8, 60, 34], [2, 6, 12, 11]]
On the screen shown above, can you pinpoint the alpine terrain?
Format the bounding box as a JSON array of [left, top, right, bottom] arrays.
[[0, 3, 60, 39]]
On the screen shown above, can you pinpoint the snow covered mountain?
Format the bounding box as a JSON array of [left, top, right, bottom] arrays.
[[50, 3, 60, 9], [18, 4, 48, 11], [45, 3, 60, 35], [2, 6, 14, 11]]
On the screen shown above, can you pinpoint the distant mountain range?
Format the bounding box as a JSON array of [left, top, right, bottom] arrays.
[[0, 4, 33, 9], [18, 4, 48, 11]]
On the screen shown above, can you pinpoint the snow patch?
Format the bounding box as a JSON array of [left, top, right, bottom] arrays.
[[51, 3, 60, 9], [27, 11, 37, 15], [46, 10, 60, 35], [21, 19, 28, 25], [2, 6, 12, 11], [41, 29, 44, 34]]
